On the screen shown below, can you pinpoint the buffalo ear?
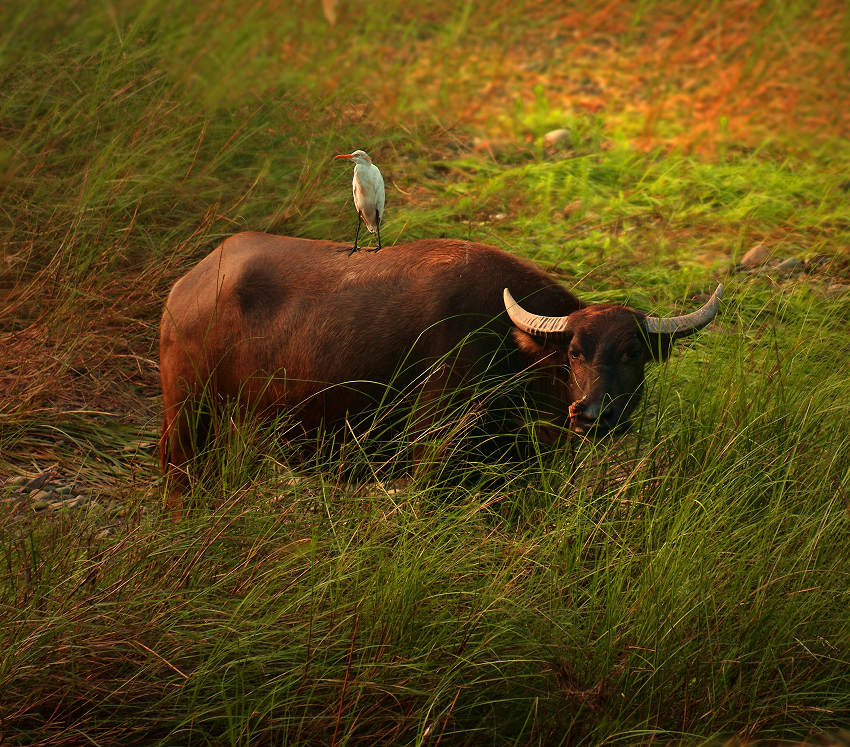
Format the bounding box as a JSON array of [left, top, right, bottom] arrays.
[[511, 329, 546, 360], [511, 328, 564, 365], [642, 332, 675, 362]]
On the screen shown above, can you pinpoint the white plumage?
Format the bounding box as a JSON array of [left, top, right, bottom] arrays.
[[335, 149, 385, 253]]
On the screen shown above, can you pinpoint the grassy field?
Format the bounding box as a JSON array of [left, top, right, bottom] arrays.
[[2, 0, 850, 743]]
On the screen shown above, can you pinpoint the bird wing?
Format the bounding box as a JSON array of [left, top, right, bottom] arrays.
[[373, 165, 385, 218], [353, 163, 385, 231]]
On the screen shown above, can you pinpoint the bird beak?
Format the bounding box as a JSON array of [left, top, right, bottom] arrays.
[[334, 153, 354, 160]]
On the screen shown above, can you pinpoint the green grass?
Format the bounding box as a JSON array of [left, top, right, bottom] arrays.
[[2, 0, 850, 743]]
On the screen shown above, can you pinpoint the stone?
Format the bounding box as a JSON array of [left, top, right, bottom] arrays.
[[471, 137, 512, 156], [24, 472, 52, 492], [775, 257, 803, 274], [805, 254, 831, 271], [739, 244, 771, 269], [562, 200, 583, 218], [543, 128, 571, 146], [825, 283, 850, 297]]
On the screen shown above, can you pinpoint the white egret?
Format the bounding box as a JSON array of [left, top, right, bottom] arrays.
[[335, 149, 385, 254]]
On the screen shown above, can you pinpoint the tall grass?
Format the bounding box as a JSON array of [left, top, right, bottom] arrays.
[[3, 323, 848, 742], [2, 0, 849, 743]]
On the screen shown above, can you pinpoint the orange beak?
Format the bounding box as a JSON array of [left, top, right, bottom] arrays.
[[334, 153, 354, 160]]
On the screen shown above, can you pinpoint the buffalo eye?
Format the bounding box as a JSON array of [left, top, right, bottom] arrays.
[[568, 348, 583, 361], [621, 348, 641, 363]]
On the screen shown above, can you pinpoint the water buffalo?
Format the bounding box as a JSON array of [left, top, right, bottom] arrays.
[[159, 232, 721, 500]]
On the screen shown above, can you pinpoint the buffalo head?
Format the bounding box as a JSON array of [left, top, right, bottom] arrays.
[[503, 285, 723, 438]]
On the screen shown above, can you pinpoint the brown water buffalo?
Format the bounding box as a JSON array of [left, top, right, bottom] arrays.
[[159, 232, 722, 499]]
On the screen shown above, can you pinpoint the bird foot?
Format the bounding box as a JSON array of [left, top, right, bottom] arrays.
[[338, 246, 360, 255], [365, 247, 381, 253]]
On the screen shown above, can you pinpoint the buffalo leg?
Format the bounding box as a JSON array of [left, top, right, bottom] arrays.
[[160, 398, 210, 520], [160, 408, 192, 520]]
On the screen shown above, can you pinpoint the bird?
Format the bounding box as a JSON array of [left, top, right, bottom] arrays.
[[334, 149, 385, 254]]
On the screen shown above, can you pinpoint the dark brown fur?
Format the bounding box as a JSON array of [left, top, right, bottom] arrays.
[[159, 233, 682, 506]]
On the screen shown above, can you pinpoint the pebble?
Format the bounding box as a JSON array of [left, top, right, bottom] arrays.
[[543, 128, 571, 146], [24, 471, 53, 492], [775, 257, 803, 274], [825, 283, 850, 297], [471, 137, 512, 155], [805, 254, 831, 271], [562, 200, 583, 218], [739, 244, 771, 269], [50, 496, 88, 510]]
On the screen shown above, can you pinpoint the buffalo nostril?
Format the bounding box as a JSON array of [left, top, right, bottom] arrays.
[[569, 397, 593, 415], [581, 401, 601, 421], [569, 397, 625, 436], [569, 398, 600, 421]]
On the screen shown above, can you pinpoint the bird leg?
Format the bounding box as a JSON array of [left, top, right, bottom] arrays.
[[339, 213, 362, 255], [367, 212, 382, 253]]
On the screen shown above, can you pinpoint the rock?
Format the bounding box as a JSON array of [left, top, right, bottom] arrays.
[[739, 244, 771, 269], [24, 472, 52, 492], [825, 283, 850, 297], [543, 128, 571, 146], [471, 137, 512, 156], [775, 257, 803, 274], [49, 496, 87, 510], [805, 254, 831, 272], [322, 0, 338, 25], [562, 200, 583, 218]]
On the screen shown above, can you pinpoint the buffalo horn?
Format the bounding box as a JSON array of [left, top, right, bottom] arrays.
[[503, 288, 571, 336], [642, 284, 724, 336]]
